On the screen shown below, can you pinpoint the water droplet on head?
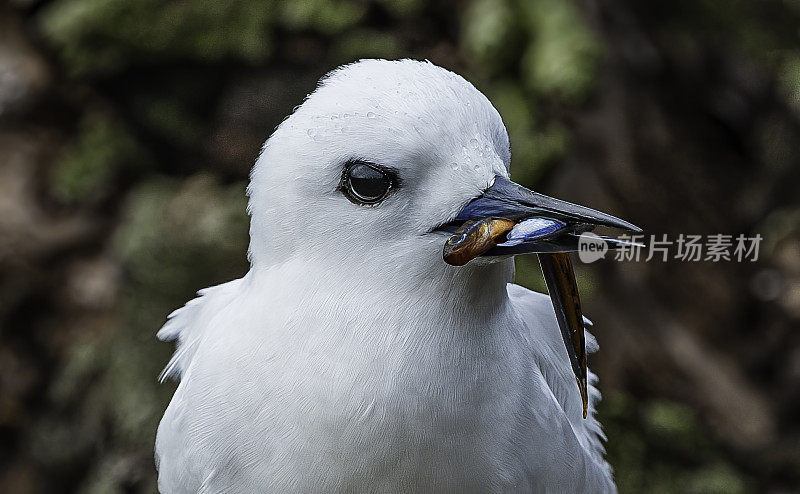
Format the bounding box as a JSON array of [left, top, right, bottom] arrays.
[[367, 112, 376, 119], [306, 128, 321, 142], [451, 162, 460, 171], [469, 138, 479, 148]]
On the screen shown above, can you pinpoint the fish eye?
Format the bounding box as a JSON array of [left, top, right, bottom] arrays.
[[341, 161, 394, 205]]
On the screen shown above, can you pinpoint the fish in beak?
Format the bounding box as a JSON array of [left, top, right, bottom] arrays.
[[438, 176, 641, 418]]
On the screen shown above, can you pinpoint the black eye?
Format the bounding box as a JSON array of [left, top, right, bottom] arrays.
[[341, 162, 393, 205]]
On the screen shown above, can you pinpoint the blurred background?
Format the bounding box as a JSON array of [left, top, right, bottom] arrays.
[[1, 0, 799, 492]]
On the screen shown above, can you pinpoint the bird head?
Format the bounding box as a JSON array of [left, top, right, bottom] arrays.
[[246, 59, 640, 415], [248, 59, 637, 268], [247, 59, 516, 274]]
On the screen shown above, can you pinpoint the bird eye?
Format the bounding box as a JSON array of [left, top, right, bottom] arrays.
[[341, 162, 393, 205]]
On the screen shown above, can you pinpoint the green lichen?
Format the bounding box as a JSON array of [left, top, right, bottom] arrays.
[[106, 174, 249, 449], [134, 95, 205, 147], [600, 393, 754, 493], [487, 81, 538, 178], [335, 29, 401, 61], [50, 115, 150, 204], [520, 0, 602, 103], [688, 462, 747, 494], [779, 53, 800, 111], [462, 0, 517, 71], [666, 0, 786, 66], [377, 0, 424, 18], [114, 174, 250, 313], [39, 0, 276, 75], [280, 0, 366, 36], [487, 81, 567, 186]]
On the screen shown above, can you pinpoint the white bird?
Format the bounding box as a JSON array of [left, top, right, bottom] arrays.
[[155, 59, 639, 493]]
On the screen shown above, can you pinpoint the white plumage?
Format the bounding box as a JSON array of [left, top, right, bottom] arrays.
[[155, 59, 615, 493]]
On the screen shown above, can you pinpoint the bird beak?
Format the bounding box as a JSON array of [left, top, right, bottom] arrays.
[[436, 175, 641, 418]]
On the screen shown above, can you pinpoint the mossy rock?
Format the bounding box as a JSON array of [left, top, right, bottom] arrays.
[[520, 0, 602, 103], [50, 114, 152, 204], [39, 0, 276, 75], [600, 392, 753, 493], [106, 173, 249, 447]]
